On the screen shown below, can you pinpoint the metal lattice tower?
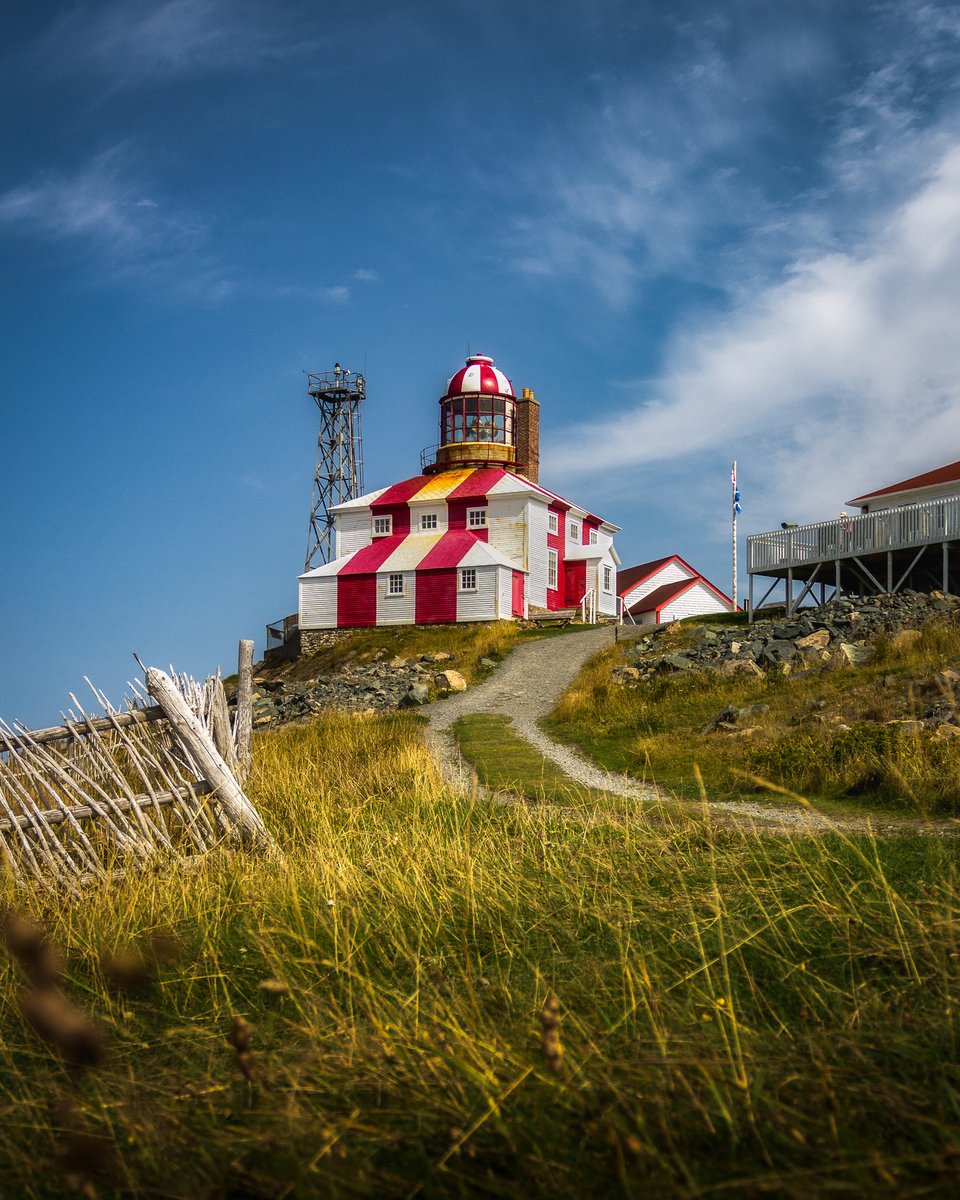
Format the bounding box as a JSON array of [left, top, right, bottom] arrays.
[[305, 363, 365, 570]]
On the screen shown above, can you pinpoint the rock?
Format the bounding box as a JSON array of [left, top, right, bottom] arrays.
[[254, 714, 274, 726], [434, 670, 467, 694], [933, 669, 960, 688], [388, 655, 407, 668], [885, 719, 924, 734], [400, 682, 431, 707], [617, 666, 641, 682], [479, 657, 498, 669], [935, 722, 960, 738], [837, 642, 873, 667], [702, 706, 740, 734], [889, 629, 921, 652], [659, 653, 695, 672], [432, 651, 453, 662], [717, 659, 764, 679], [795, 629, 831, 650]]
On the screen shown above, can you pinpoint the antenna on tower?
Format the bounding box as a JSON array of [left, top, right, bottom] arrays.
[[304, 363, 365, 570]]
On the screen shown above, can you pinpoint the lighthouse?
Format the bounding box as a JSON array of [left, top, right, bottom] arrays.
[[428, 354, 540, 481], [298, 353, 620, 634]]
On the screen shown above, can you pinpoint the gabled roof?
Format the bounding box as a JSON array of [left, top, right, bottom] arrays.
[[627, 579, 698, 614], [848, 459, 960, 506], [627, 574, 733, 615], [331, 468, 621, 531], [617, 554, 697, 596], [298, 531, 517, 579]]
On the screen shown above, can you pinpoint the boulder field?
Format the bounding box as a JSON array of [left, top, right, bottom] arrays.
[[616, 591, 960, 683]]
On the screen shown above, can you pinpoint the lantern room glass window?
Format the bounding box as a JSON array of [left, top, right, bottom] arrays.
[[442, 396, 515, 445]]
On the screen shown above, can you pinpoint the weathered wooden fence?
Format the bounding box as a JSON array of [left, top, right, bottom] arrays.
[[0, 642, 267, 890]]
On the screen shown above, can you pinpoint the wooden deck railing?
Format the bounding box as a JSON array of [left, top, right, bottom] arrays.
[[747, 495, 960, 574]]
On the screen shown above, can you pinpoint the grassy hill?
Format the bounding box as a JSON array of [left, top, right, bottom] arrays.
[[0, 622, 958, 1196]]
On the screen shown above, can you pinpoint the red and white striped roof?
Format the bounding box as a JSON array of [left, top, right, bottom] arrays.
[[330, 467, 620, 531], [443, 354, 514, 399], [300, 531, 517, 579]]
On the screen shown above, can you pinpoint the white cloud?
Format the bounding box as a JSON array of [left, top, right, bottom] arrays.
[[354, 268, 379, 282], [0, 147, 226, 296], [36, 0, 313, 86], [543, 140, 960, 527]]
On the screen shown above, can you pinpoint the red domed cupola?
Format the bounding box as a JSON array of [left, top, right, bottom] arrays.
[[444, 354, 515, 400]]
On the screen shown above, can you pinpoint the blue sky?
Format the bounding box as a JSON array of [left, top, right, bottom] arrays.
[[3, 0, 960, 724]]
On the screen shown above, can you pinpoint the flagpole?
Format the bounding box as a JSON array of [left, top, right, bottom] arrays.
[[731, 460, 738, 611]]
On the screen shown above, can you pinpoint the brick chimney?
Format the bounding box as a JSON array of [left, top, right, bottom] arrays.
[[514, 387, 540, 483]]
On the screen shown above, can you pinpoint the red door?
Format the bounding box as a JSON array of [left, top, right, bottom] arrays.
[[511, 570, 525, 617], [564, 561, 586, 607]]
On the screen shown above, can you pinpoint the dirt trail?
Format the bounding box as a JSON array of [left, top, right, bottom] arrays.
[[425, 628, 956, 836]]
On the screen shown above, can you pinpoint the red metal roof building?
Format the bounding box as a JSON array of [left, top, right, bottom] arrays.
[[299, 355, 621, 630], [847, 459, 960, 511], [618, 555, 735, 625]]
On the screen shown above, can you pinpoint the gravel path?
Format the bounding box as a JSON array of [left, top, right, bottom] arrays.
[[425, 629, 957, 836], [426, 626, 664, 800]]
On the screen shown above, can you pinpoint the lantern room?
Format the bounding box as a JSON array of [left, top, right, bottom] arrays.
[[428, 354, 540, 481]]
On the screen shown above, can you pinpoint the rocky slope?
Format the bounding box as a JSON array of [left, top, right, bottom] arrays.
[[249, 652, 480, 725], [617, 591, 960, 681]]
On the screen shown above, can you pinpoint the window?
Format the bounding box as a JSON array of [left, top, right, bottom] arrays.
[[388, 573, 404, 596], [459, 567, 477, 591], [373, 515, 392, 536], [467, 508, 487, 528], [548, 549, 558, 591], [568, 521, 580, 542], [547, 512, 559, 536], [441, 396, 515, 445], [589, 528, 598, 545], [420, 512, 438, 531], [603, 565, 613, 592]]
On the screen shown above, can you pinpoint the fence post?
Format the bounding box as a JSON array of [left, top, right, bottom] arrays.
[[236, 640, 254, 783]]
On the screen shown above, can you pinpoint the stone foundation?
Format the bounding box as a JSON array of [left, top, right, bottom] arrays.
[[299, 628, 355, 656]]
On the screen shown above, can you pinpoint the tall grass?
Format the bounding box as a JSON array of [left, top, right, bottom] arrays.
[[0, 713, 958, 1196]]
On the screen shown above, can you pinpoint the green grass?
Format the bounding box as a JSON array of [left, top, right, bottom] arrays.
[[454, 712, 646, 813], [262, 620, 602, 690], [546, 617, 960, 817], [0, 713, 958, 1196]]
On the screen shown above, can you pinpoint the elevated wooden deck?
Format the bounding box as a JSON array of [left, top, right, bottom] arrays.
[[746, 494, 960, 616]]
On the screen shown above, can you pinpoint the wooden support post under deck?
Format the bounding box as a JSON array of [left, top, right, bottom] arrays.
[[887, 551, 893, 593], [835, 558, 841, 599], [786, 568, 793, 616], [944, 542, 949, 593], [748, 573, 754, 623]]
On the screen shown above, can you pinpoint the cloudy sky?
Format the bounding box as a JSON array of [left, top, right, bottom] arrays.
[[3, 0, 960, 722]]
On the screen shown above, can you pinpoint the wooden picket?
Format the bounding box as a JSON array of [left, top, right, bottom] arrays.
[[0, 654, 268, 890]]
